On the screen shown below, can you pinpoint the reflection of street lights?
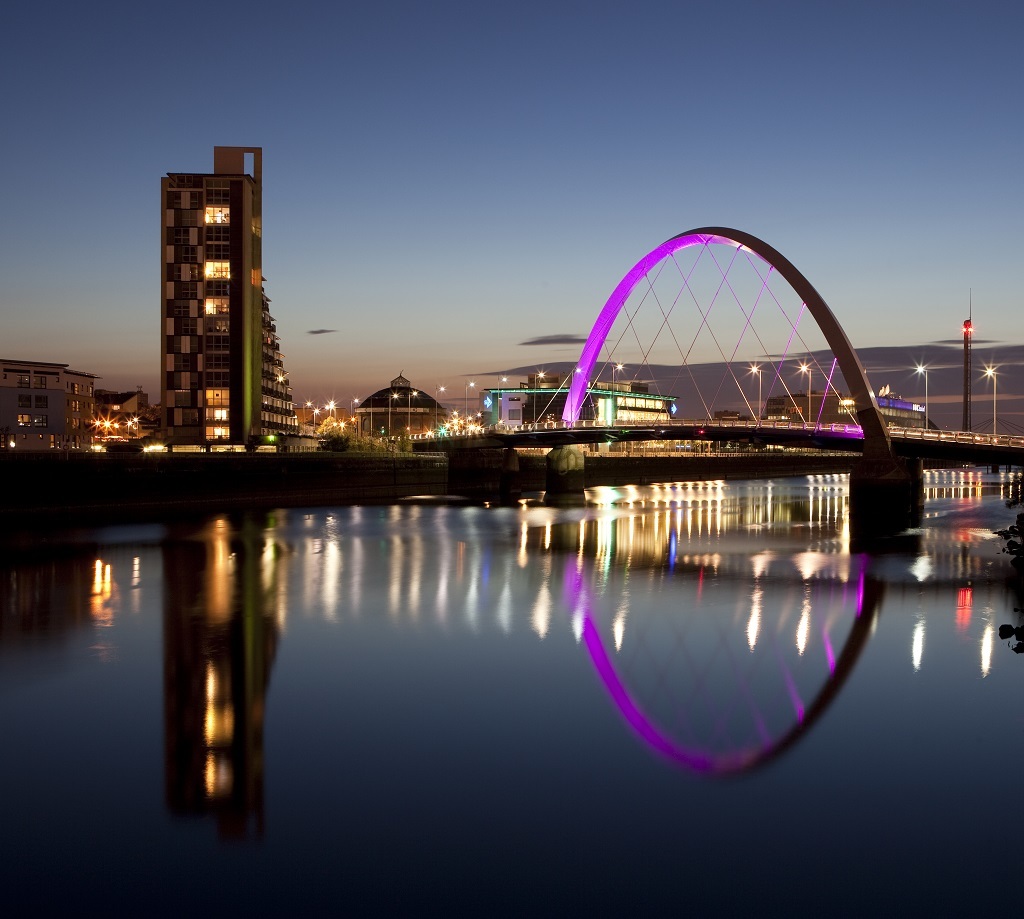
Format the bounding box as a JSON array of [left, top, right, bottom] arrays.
[[985, 367, 998, 435], [915, 364, 929, 430], [749, 364, 761, 424], [465, 380, 475, 417]]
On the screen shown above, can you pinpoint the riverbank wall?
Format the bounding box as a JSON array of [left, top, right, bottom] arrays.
[[0, 449, 859, 523]]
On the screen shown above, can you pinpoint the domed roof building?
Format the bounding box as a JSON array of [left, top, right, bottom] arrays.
[[354, 373, 448, 437]]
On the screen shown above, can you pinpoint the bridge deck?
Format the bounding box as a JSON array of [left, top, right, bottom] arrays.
[[413, 419, 1024, 464]]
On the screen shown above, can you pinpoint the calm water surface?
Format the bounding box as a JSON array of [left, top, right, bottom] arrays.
[[2, 470, 1022, 914]]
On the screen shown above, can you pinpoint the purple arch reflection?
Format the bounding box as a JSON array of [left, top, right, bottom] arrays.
[[562, 228, 890, 457], [573, 557, 882, 775]]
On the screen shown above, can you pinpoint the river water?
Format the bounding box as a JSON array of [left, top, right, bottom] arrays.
[[2, 470, 1022, 914]]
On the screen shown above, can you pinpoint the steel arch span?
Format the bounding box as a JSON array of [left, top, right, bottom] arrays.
[[563, 227, 892, 458]]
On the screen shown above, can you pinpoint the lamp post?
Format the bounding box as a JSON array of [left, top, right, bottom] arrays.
[[915, 365, 929, 430], [326, 400, 336, 421], [351, 398, 359, 433], [533, 371, 545, 425], [465, 381, 475, 417], [435, 385, 445, 429], [985, 367, 998, 435], [389, 391, 399, 437], [613, 363, 624, 386], [749, 364, 761, 425], [408, 390, 418, 433], [799, 364, 811, 425]]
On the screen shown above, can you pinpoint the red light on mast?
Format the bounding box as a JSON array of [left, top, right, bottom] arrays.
[[963, 319, 973, 335]]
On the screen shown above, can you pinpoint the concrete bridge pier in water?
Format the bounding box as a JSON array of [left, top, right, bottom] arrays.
[[544, 444, 586, 506]]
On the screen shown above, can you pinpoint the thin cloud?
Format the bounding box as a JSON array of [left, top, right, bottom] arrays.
[[518, 334, 587, 347], [307, 328, 338, 335]]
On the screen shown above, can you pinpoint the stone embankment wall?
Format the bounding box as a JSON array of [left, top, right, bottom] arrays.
[[0, 452, 448, 523]]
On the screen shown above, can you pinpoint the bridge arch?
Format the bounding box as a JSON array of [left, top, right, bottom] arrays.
[[563, 227, 892, 458]]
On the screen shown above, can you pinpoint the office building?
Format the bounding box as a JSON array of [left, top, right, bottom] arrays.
[[160, 146, 298, 446]]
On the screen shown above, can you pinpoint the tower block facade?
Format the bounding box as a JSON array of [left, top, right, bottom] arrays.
[[160, 147, 296, 446]]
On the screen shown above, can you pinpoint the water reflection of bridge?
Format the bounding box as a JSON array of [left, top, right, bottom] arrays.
[[2, 472, 1019, 791]]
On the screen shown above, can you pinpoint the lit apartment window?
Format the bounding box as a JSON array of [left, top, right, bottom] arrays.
[[205, 261, 231, 280], [33, 415, 47, 427], [212, 408, 229, 421], [17, 413, 31, 426], [212, 426, 229, 438], [204, 298, 230, 315], [205, 206, 230, 224]]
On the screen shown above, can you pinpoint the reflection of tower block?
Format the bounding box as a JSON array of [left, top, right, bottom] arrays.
[[163, 521, 279, 839]]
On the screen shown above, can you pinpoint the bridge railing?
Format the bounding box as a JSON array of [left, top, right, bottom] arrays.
[[887, 427, 1024, 449]]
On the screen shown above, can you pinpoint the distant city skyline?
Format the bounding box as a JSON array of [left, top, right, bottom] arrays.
[[1, 2, 1021, 412]]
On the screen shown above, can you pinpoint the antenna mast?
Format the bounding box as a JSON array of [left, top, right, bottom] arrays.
[[962, 291, 972, 431]]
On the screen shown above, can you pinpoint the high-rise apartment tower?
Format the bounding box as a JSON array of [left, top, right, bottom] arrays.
[[160, 147, 297, 446]]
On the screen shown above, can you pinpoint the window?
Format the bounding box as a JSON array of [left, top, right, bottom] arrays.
[[172, 228, 194, 244], [205, 317, 230, 333], [206, 243, 230, 260], [179, 318, 198, 335], [173, 354, 192, 371], [18, 395, 31, 408], [17, 375, 29, 388], [207, 334, 229, 351], [170, 300, 196, 317], [33, 415, 47, 427], [34, 376, 46, 389], [205, 261, 230, 279], [176, 282, 199, 299], [206, 352, 230, 369], [179, 246, 200, 263], [206, 280, 229, 297], [17, 414, 31, 426], [171, 264, 201, 281], [206, 225, 230, 243], [206, 187, 230, 206], [205, 206, 230, 224], [71, 382, 80, 395], [173, 391, 193, 407], [212, 408, 229, 421], [204, 298, 230, 315], [35, 396, 47, 408]]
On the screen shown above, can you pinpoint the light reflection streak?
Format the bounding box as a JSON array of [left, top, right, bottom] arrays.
[[981, 623, 994, 677], [912, 619, 925, 671]]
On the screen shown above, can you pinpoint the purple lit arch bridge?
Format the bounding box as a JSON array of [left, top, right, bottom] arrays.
[[563, 227, 893, 463]]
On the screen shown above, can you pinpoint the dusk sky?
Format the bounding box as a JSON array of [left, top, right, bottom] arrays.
[[1, 1, 1020, 408]]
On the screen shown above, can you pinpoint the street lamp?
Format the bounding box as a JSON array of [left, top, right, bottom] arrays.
[[435, 385, 446, 429], [389, 391, 399, 437], [465, 380, 475, 417], [799, 363, 812, 425], [351, 398, 359, 433], [915, 364, 929, 430], [985, 367, 998, 435], [408, 390, 418, 433], [326, 400, 336, 420], [749, 364, 761, 425]]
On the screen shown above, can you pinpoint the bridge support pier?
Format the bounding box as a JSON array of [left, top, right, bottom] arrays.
[[545, 445, 586, 506], [848, 454, 913, 542], [499, 448, 521, 503]]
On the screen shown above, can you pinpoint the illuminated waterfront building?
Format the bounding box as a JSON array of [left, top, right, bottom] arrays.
[[484, 373, 676, 427], [0, 358, 97, 450], [160, 147, 298, 447]]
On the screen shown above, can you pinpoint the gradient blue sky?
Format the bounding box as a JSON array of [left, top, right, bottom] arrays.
[[1, 0, 1020, 406]]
